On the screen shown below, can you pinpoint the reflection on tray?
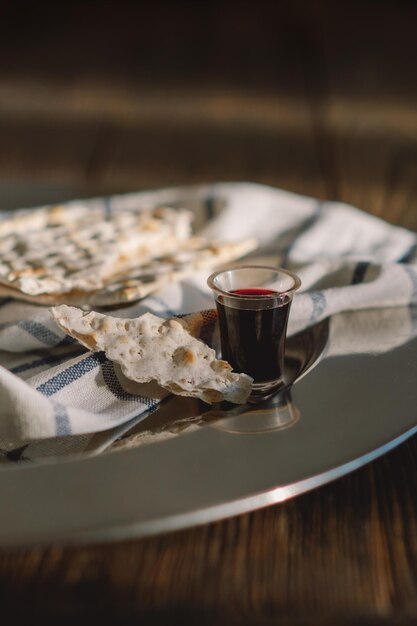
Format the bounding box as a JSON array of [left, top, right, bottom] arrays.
[[205, 389, 300, 434]]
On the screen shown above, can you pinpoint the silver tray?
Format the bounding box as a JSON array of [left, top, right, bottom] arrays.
[[1, 305, 416, 547]]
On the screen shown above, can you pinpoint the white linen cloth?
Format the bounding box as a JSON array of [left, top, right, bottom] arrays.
[[0, 182, 416, 461]]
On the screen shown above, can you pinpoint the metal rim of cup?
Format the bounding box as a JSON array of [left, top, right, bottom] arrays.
[[207, 265, 302, 300]]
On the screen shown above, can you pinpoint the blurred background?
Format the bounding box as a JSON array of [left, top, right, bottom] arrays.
[[0, 0, 416, 226]]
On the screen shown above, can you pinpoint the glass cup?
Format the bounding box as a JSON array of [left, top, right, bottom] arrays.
[[207, 265, 301, 402]]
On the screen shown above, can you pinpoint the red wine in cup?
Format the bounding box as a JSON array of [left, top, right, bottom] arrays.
[[216, 288, 290, 383]]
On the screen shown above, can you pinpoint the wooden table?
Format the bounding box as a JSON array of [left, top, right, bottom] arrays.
[[0, 3, 417, 624]]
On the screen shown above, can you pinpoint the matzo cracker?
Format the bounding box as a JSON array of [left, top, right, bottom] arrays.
[[51, 305, 253, 405]]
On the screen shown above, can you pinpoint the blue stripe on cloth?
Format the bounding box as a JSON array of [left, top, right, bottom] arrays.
[[204, 185, 217, 221], [310, 291, 327, 322], [54, 404, 71, 436], [10, 350, 83, 375], [351, 261, 370, 285], [36, 353, 103, 396], [36, 350, 156, 408], [0, 319, 64, 347], [398, 242, 417, 263], [403, 266, 417, 304], [100, 358, 155, 406], [281, 201, 323, 267]]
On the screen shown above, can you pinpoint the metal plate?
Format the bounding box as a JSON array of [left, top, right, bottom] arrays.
[[1, 306, 417, 547]]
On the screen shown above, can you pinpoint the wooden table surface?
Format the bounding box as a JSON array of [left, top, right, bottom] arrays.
[[0, 2, 417, 624]]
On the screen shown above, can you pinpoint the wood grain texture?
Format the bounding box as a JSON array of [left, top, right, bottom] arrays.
[[0, 2, 416, 624]]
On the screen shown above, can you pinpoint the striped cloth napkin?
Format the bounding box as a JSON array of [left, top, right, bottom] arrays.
[[1, 182, 416, 462]]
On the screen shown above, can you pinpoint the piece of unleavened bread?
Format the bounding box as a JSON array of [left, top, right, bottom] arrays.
[[0, 204, 192, 296], [0, 237, 257, 306], [0, 201, 257, 306], [51, 305, 253, 405]]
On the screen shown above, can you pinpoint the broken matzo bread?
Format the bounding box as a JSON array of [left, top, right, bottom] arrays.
[[0, 237, 257, 307], [0, 204, 193, 296], [51, 305, 253, 404], [0, 202, 257, 306]]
